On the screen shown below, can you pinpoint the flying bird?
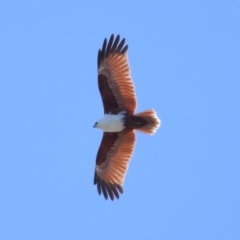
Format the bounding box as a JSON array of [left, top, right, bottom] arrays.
[[93, 34, 161, 200]]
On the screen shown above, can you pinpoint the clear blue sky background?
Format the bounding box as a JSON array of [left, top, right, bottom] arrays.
[[1, 1, 240, 239]]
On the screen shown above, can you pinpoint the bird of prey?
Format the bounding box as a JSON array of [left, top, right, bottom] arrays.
[[93, 34, 161, 200]]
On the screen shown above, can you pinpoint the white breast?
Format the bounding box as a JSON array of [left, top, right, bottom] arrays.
[[96, 112, 125, 132]]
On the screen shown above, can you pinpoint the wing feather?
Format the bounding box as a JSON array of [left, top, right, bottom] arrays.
[[98, 34, 137, 115], [94, 130, 136, 200], [116, 38, 126, 52], [111, 35, 120, 52]]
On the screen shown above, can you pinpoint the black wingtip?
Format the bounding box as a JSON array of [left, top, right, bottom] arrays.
[[97, 34, 128, 68], [94, 172, 123, 201]]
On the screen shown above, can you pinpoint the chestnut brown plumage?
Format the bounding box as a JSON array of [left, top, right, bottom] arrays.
[[94, 34, 161, 200]]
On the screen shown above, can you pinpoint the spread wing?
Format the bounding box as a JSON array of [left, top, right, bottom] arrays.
[[94, 130, 136, 200], [98, 34, 137, 115]]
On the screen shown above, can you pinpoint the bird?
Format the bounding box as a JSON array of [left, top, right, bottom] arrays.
[[93, 34, 161, 200]]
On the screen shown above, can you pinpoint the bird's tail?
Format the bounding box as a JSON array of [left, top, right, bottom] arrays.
[[125, 109, 161, 135], [134, 109, 161, 135]]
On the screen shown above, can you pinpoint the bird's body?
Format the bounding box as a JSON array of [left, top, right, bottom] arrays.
[[93, 34, 161, 200]]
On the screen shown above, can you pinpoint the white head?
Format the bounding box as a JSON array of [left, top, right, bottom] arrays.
[[93, 114, 125, 132], [93, 118, 107, 130]]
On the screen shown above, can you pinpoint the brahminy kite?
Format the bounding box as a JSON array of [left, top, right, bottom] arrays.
[[93, 34, 161, 200]]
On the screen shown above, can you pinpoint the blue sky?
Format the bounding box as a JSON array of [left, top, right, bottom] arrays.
[[1, 1, 240, 239]]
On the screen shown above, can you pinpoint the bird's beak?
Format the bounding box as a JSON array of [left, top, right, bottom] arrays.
[[93, 123, 96, 128]]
